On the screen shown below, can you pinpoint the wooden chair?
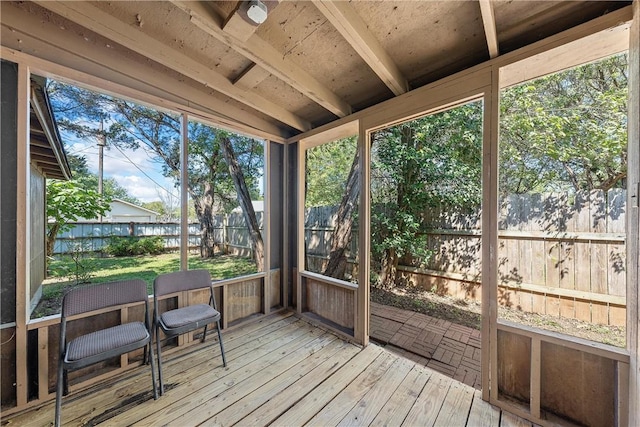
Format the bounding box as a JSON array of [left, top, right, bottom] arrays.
[[153, 269, 227, 395], [55, 279, 158, 427]]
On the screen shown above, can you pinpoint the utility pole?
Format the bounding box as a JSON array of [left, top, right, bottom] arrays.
[[98, 119, 106, 222]]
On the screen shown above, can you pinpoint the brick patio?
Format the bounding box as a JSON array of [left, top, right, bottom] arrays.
[[370, 302, 482, 389]]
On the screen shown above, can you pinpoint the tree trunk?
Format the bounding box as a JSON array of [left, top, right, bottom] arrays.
[[220, 136, 264, 271], [46, 223, 60, 258], [379, 247, 398, 289], [194, 181, 217, 258], [323, 150, 360, 279]]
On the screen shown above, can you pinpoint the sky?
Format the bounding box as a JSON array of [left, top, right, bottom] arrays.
[[64, 136, 180, 204], [52, 81, 263, 207]]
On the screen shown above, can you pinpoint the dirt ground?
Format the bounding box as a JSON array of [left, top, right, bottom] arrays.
[[370, 284, 626, 348]]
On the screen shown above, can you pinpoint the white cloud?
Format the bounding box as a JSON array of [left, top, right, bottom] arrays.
[[111, 174, 179, 203]]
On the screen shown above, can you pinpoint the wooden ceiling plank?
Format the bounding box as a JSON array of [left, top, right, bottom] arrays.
[[2, 3, 288, 139], [33, 1, 310, 132], [313, 0, 409, 96], [172, 0, 352, 118], [234, 63, 271, 91], [479, 0, 499, 59]]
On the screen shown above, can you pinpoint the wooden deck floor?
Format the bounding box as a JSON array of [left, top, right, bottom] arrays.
[[4, 311, 536, 427]]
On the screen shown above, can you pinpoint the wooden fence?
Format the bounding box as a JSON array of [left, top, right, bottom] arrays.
[[304, 189, 627, 326], [53, 211, 264, 257]]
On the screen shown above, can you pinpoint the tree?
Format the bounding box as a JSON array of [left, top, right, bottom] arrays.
[[48, 81, 264, 261], [221, 135, 264, 271], [305, 137, 357, 207], [322, 149, 360, 279], [46, 180, 111, 256], [370, 102, 483, 288], [186, 122, 263, 259], [304, 137, 359, 279], [500, 53, 628, 195]]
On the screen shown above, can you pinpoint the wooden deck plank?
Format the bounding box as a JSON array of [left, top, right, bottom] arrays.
[[172, 332, 339, 426], [99, 322, 314, 426], [7, 313, 306, 426], [4, 314, 530, 427], [61, 313, 301, 427], [337, 356, 415, 426], [433, 380, 475, 426], [402, 372, 453, 426], [369, 366, 432, 427], [236, 342, 362, 426], [500, 411, 533, 427], [122, 325, 327, 426], [270, 344, 384, 426], [212, 339, 359, 426], [305, 351, 397, 426], [466, 390, 500, 426]]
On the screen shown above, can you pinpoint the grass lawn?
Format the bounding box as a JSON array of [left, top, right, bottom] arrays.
[[35, 252, 258, 318]]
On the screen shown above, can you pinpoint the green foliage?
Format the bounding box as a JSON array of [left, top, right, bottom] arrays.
[[306, 137, 357, 207], [500, 53, 628, 194], [57, 238, 96, 285], [370, 101, 483, 272], [104, 236, 165, 257], [187, 123, 264, 214], [46, 179, 111, 235]]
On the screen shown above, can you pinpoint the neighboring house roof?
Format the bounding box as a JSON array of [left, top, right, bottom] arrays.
[[57, 199, 161, 223], [29, 76, 71, 180], [107, 199, 160, 217], [232, 200, 264, 213]]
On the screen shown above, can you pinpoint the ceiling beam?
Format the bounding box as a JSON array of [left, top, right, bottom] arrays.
[[2, 2, 288, 139], [34, 1, 311, 131], [313, 0, 408, 96], [171, 1, 352, 118], [234, 63, 271, 91], [479, 0, 499, 58]]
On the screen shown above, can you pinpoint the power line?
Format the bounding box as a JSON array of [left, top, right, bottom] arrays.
[[109, 144, 180, 200]]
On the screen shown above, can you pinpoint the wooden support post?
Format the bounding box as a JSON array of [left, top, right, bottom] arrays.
[[296, 142, 305, 314], [283, 143, 290, 309], [180, 113, 189, 271], [264, 140, 271, 315], [120, 308, 129, 367], [15, 61, 30, 407], [37, 327, 49, 400], [356, 121, 370, 346], [222, 285, 229, 329], [483, 66, 500, 402], [628, 1, 640, 424], [530, 337, 541, 419], [618, 361, 630, 427], [177, 293, 186, 346]]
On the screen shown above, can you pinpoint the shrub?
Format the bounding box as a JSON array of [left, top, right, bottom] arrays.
[[105, 236, 165, 256]]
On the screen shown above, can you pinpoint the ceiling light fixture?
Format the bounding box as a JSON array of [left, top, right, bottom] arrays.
[[247, 0, 268, 25]]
